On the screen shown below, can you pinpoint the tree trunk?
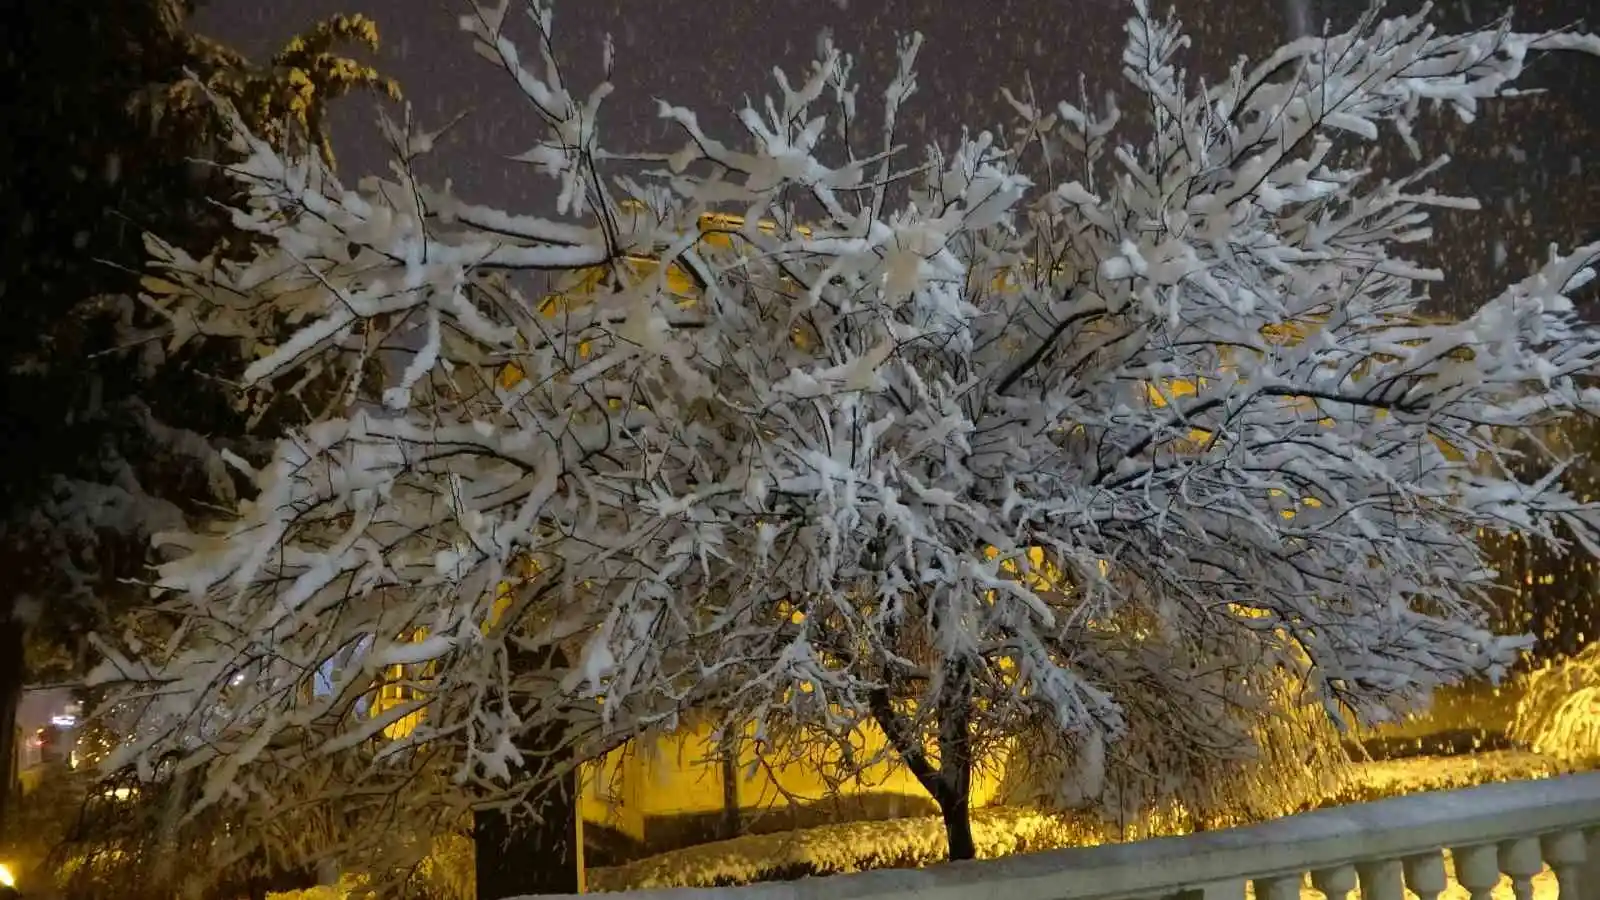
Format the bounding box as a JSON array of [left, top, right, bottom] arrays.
[[938, 788, 976, 862], [934, 657, 976, 862], [473, 643, 582, 900], [868, 655, 978, 863], [718, 730, 740, 841], [0, 608, 24, 840], [473, 769, 580, 900]]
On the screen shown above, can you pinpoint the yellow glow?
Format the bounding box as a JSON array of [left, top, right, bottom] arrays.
[[489, 221, 1458, 470], [1146, 377, 1201, 407], [698, 211, 812, 247], [488, 579, 514, 632], [0, 863, 16, 888], [375, 562, 546, 739], [480, 225, 1467, 646]]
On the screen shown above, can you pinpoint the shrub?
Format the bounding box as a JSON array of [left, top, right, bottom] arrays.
[[1511, 644, 1600, 765]]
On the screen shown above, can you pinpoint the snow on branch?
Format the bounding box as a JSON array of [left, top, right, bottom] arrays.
[[94, 0, 1600, 860]]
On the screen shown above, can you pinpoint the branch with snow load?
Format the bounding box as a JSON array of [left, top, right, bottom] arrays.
[[95, 0, 1600, 870]]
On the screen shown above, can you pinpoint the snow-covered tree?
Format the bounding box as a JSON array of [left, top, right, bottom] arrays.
[[91, 0, 1600, 882]]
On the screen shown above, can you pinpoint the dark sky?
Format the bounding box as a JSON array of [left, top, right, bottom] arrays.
[[193, 0, 1597, 314]]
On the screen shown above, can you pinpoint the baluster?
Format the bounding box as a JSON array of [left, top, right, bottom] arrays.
[[1584, 830, 1600, 900], [1543, 830, 1588, 900], [1313, 865, 1359, 900], [1254, 875, 1303, 900], [1501, 837, 1544, 900], [1454, 844, 1503, 900], [1359, 859, 1405, 900], [1405, 850, 1449, 900], [1580, 826, 1600, 900]]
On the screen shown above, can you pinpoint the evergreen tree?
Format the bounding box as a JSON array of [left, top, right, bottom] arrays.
[[0, 0, 396, 839]]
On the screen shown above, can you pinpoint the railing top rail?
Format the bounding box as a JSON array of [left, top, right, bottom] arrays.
[[551, 772, 1600, 900]]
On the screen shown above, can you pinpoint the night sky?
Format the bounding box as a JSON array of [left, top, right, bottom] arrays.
[[193, 0, 1598, 316]]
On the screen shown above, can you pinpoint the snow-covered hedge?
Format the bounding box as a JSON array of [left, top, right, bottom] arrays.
[[1512, 645, 1600, 765], [582, 754, 1568, 892], [585, 807, 1106, 892]]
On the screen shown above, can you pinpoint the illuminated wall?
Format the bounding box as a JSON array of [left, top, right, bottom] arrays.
[[367, 656, 1009, 845]]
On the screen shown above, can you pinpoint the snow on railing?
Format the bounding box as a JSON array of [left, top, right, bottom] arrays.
[[550, 772, 1600, 900]]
